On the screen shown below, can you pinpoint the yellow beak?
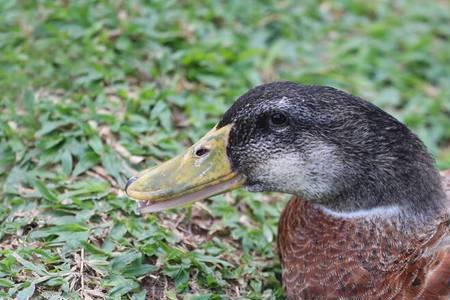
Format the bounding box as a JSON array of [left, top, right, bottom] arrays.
[[125, 124, 246, 213]]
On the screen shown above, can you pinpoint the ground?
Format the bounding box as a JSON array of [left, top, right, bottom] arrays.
[[1, 1, 450, 299]]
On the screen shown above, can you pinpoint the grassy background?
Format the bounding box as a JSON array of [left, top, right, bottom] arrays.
[[1, 1, 449, 299]]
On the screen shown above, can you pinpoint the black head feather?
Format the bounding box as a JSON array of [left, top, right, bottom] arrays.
[[218, 81, 446, 215]]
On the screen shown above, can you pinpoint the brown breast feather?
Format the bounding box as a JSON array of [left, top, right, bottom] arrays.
[[277, 170, 450, 300]]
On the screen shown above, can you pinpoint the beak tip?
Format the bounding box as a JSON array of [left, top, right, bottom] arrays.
[[125, 176, 138, 195]]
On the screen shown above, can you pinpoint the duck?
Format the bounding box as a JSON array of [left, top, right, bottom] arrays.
[[125, 81, 450, 299]]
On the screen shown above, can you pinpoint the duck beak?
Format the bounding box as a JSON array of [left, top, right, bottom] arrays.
[[125, 124, 246, 213]]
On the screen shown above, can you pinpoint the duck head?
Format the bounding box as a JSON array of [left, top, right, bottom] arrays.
[[126, 82, 445, 215]]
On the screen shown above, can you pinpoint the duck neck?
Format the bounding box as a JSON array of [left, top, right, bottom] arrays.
[[311, 160, 447, 222]]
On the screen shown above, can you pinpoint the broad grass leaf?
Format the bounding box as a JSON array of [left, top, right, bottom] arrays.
[[105, 275, 140, 297], [131, 290, 147, 300], [122, 262, 157, 277], [23, 90, 35, 116], [0, 143, 15, 175], [36, 136, 64, 150], [101, 149, 123, 184], [31, 179, 58, 202], [35, 120, 73, 137], [111, 250, 141, 271], [81, 241, 111, 257], [88, 136, 104, 155], [61, 150, 73, 175], [16, 282, 35, 300], [11, 253, 48, 276], [0, 278, 14, 287], [72, 151, 100, 176], [30, 223, 88, 239]]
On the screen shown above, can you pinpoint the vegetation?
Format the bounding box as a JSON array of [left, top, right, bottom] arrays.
[[1, 1, 449, 299]]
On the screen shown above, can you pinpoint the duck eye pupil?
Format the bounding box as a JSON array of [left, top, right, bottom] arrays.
[[270, 113, 287, 126], [195, 148, 210, 157]]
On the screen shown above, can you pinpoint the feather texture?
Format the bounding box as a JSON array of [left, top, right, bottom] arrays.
[[277, 170, 450, 299]]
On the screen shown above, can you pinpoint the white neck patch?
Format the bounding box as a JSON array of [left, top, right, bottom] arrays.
[[317, 204, 402, 219]]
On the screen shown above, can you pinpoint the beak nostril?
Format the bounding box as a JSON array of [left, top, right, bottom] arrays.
[[125, 176, 138, 194], [194, 147, 210, 157]]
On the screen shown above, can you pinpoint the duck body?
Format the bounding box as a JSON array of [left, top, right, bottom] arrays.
[[126, 82, 450, 299], [279, 195, 450, 299]]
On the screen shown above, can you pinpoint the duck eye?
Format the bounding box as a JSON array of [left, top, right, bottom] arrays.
[[269, 112, 288, 127], [194, 147, 210, 157]]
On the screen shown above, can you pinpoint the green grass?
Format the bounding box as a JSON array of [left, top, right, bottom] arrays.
[[1, 0, 449, 299]]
